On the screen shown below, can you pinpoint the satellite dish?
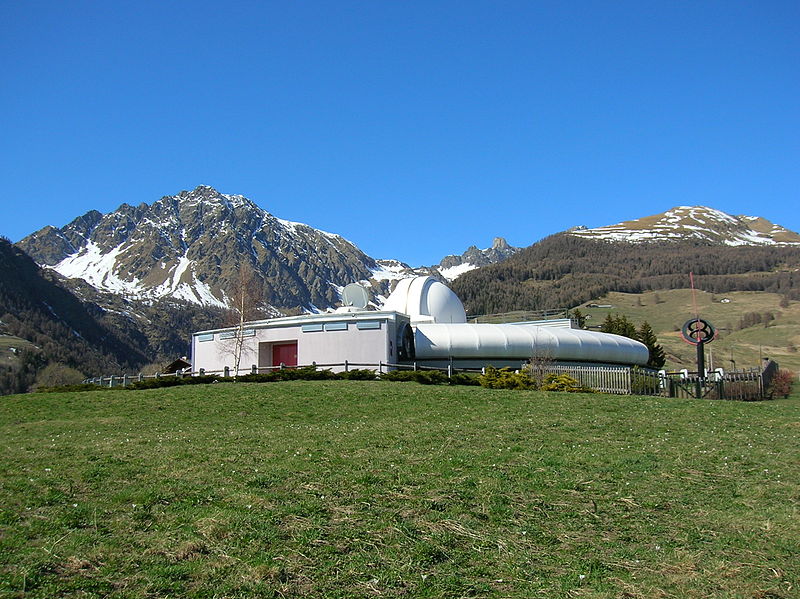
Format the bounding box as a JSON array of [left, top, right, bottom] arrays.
[[341, 283, 369, 309]]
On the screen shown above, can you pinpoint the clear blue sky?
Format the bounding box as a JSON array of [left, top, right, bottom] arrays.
[[2, 1, 797, 266]]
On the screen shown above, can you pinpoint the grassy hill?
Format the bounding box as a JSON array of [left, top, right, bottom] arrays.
[[2, 381, 798, 598], [575, 289, 800, 374]]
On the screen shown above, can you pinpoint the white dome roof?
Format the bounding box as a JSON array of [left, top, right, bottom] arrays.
[[384, 276, 467, 324]]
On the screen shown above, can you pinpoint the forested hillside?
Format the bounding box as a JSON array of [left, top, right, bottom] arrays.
[[451, 234, 800, 315], [0, 238, 149, 393]]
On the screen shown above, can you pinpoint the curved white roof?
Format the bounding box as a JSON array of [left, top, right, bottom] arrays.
[[414, 323, 650, 366], [383, 276, 648, 366], [383, 276, 467, 324]]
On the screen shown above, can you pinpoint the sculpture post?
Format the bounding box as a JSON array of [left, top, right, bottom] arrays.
[[681, 318, 716, 398]]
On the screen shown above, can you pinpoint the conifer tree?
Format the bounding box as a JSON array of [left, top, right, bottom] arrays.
[[601, 314, 637, 339], [637, 321, 666, 369]]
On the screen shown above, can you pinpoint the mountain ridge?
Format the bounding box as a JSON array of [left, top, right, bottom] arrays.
[[18, 185, 519, 313], [569, 206, 800, 246]]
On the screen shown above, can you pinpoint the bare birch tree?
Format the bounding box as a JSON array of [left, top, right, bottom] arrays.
[[223, 265, 264, 379]]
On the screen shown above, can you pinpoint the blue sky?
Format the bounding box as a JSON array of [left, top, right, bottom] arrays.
[[2, 1, 797, 266]]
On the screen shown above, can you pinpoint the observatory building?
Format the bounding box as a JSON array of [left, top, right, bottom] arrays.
[[191, 276, 649, 374]]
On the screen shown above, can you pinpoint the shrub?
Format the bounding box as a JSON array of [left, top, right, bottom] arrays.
[[540, 373, 593, 393], [34, 363, 85, 389], [768, 369, 796, 399], [283, 366, 339, 381], [338, 369, 378, 381], [379, 370, 419, 382], [449, 372, 481, 386], [478, 366, 536, 390], [380, 370, 448, 385], [128, 375, 224, 390]]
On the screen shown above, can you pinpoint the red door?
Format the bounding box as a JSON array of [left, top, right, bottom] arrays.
[[272, 342, 298, 367]]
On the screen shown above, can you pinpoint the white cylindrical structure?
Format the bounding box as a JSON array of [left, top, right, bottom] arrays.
[[383, 276, 467, 324], [414, 323, 650, 366]]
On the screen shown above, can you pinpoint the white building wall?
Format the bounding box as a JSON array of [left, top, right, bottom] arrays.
[[192, 312, 404, 374]]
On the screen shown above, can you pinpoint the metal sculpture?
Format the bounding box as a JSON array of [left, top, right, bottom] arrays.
[[681, 317, 716, 397]]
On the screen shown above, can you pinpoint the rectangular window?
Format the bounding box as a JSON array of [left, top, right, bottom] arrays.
[[301, 323, 324, 333], [357, 321, 381, 330], [197, 333, 214, 342], [324, 322, 348, 332], [219, 329, 255, 340]]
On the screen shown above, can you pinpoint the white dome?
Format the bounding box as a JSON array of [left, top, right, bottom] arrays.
[[383, 276, 467, 324]]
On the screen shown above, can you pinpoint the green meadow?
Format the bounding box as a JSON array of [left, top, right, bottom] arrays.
[[1, 381, 798, 598]]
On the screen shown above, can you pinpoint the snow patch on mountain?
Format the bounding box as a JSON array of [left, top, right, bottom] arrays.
[[55, 242, 141, 295], [371, 260, 413, 282], [570, 206, 800, 246], [438, 262, 479, 281]]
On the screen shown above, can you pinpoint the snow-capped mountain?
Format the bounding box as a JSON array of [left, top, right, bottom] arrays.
[[370, 237, 519, 287], [569, 206, 800, 246], [17, 186, 517, 313], [436, 237, 519, 280], [19, 186, 380, 313]]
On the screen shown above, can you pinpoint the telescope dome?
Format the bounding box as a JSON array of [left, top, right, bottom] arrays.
[[383, 276, 467, 324]]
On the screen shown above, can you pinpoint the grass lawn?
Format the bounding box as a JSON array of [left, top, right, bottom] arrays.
[[1, 381, 798, 598]]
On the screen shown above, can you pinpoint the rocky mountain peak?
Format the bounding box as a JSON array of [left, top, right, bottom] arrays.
[[17, 187, 377, 312], [491, 237, 510, 251], [435, 237, 520, 281]]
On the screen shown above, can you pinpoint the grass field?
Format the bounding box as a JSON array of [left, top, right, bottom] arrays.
[[578, 290, 800, 374], [1, 381, 798, 598]]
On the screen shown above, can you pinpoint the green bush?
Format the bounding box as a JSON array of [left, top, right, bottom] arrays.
[[477, 367, 593, 393], [338, 369, 378, 381], [128, 375, 224, 390], [449, 372, 481, 386], [380, 370, 448, 385], [237, 366, 338, 382], [478, 366, 536, 390], [540, 373, 594, 393], [379, 370, 418, 382]]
